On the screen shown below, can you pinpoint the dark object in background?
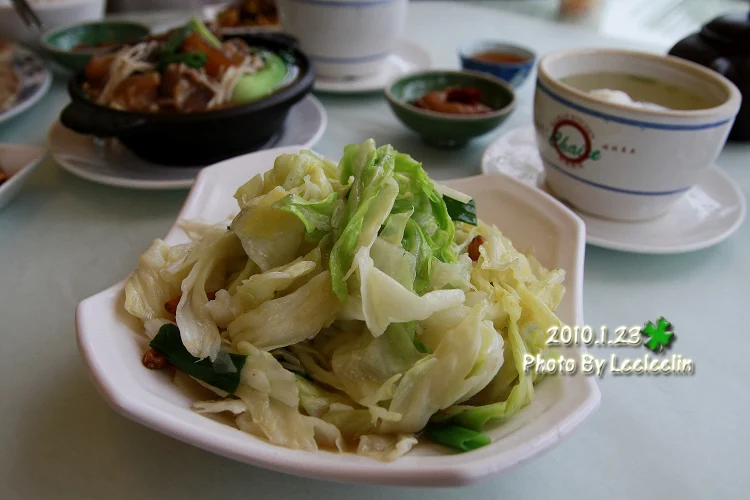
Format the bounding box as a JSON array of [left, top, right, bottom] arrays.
[[60, 33, 313, 167], [669, 10, 750, 141]]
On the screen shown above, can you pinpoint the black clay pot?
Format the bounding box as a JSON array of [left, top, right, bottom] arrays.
[[669, 10, 750, 142], [60, 34, 314, 166]]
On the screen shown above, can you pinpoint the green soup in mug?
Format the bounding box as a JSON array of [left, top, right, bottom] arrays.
[[561, 72, 715, 110]]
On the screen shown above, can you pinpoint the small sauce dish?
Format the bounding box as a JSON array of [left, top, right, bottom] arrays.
[[459, 40, 536, 88], [385, 69, 516, 148]]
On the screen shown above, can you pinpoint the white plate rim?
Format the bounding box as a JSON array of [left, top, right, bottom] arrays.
[[0, 46, 52, 125], [481, 126, 747, 255], [76, 147, 600, 486], [313, 39, 431, 94], [48, 95, 328, 190], [0, 144, 47, 212]]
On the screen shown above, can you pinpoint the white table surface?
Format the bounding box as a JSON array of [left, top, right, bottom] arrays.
[[1, 2, 748, 499]]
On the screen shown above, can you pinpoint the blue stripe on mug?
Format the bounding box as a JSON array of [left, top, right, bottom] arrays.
[[543, 158, 693, 196], [537, 81, 732, 131], [307, 52, 390, 63], [287, 0, 397, 7]]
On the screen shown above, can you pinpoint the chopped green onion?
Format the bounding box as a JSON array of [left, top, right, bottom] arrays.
[[424, 424, 491, 452], [158, 51, 207, 71], [149, 324, 247, 394], [187, 16, 222, 48], [278, 49, 296, 65], [414, 337, 431, 354], [444, 197, 477, 226], [160, 25, 192, 56]]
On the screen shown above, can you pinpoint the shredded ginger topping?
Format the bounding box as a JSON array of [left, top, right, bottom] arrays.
[[97, 42, 160, 106]]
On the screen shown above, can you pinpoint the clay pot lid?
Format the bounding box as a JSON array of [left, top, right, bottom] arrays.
[[701, 11, 750, 49]]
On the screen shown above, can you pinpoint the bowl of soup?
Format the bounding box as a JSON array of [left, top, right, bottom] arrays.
[[534, 48, 741, 221], [459, 40, 536, 88]]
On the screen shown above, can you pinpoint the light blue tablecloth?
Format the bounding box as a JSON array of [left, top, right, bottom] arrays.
[[0, 2, 747, 499]]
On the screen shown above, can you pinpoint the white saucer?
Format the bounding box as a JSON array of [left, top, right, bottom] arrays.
[[48, 95, 327, 190], [482, 126, 747, 254], [313, 40, 431, 94]]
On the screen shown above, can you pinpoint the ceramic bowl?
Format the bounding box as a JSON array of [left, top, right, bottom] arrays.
[[535, 48, 742, 221], [385, 70, 515, 148], [40, 21, 151, 73], [459, 40, 536, 88], [276, 0, 407, 79]]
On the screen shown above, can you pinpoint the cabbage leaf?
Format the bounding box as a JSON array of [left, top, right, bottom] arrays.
[[228, 271, 341, 350]]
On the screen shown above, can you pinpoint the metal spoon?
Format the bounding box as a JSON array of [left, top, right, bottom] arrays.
[[9, 0, 44, 32]]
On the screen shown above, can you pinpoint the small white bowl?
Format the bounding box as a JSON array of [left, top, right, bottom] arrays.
[[277, 0, 408, 80], [535, 49, 742, 221], [0, 0, 105, 45], [0, 144, 46, 214], [76, 144, 599, 487]]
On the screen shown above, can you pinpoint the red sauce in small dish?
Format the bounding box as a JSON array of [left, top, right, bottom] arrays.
[[470, 50, 527, 64], [413, 87, 494, 115]]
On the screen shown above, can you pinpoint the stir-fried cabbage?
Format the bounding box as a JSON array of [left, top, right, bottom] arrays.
[[125, 140, 566, 461]]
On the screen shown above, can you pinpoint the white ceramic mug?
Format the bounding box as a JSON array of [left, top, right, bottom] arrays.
[[277, 0, 407, 80], [534, 49, 742, 221]]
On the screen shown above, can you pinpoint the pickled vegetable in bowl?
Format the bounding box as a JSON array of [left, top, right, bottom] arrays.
[[82, 17, 296, 114]]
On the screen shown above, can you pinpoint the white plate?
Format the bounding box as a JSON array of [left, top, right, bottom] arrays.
[[482, 126, 747, 254], [0, 45, 52, 125], [48, 95, 327, 190], [314, 40, 431, 94], [76, 145, 599, 487], [0, 144, 47, 213]]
